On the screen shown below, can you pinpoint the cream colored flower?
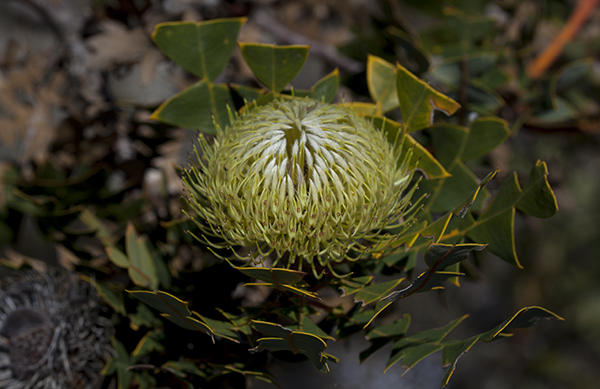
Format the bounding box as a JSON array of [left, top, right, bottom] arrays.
[[184, 98, 417, 277]]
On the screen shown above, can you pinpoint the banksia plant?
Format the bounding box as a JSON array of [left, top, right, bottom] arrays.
[[117, 18, 565, 387], [183, 98, 418, 277], [0, 269, 113, 389]]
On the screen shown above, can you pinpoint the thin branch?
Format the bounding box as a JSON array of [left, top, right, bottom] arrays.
[[527, 0, 600, 79]]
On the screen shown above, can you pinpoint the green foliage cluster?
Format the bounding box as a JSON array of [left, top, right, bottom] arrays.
[[81, 17, 561, 388], [0, 10, 573, 389]]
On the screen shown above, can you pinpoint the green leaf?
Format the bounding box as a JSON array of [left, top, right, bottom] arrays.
[[150, 81, 233, 134], [129, 302, 162, 331], [311, 68, 339, 103], [82, 276, 126, 315], [106, 246, 129, 268], [161, 360, 208, 379], [367, 55, 399, 114], [231, 83, 265, 103], [231, 264, 307, 285], [109, 337, 133, 389], [420, 119, 509, 214], [287, 315, 335, 341], [229, 262, 319, 298], [152, 18, 246, 81], [338, 277, 402, 306], [441, 336, 479, 386], [382, 243, 485, 301], [401, 134, 450, 180], [384, 315, 468, 374], [192, 312, 240, 342], [250, 320, 334, 373], [217, 308, 253, 339], [516, 160, 559, 218], [126, 223, 159, 290], [79, 208, 114, 246], [239, 43, 309, 93], [360, 314, 411, 362], [452, 168, 499, 217], [127, 290, 214, 337], [480, 306, 564, 342], [132, 330, 165, 356], [396, 63, 460, 132], [460, 117, 510, 161]]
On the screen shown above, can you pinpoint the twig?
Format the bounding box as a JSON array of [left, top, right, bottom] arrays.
[[527, 0, 600, 79]]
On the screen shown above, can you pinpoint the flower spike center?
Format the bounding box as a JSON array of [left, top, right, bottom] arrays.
[[185, 98, 415, 274]]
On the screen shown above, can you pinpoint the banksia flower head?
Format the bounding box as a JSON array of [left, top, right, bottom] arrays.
[[184, 98, 418, 277], [0, 269, 113, 389]]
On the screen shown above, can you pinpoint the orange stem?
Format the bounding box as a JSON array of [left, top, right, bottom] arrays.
[[527, 0, 600, 79]]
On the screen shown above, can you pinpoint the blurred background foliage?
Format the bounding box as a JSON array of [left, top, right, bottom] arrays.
[[0, 0, 599, 388]]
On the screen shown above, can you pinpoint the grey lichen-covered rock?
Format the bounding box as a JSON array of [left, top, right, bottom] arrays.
[[0, 269, 113, 389]]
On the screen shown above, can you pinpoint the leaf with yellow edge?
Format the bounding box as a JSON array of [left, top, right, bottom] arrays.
[[150, 80, 233, 134], [440, 306, 563, 386], [127, 290, 214, 339], [344, 102, 378, 117], [396, 63, 460, 132], [312, 68, 339, 103], [250, 320, 336, 373], [239, 43, 309, 93], [152, 18, 246, 82], [401, 134, 450, 179], [367, 55, 399, 114]]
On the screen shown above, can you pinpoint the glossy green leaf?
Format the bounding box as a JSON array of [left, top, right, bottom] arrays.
[[126, 223, 159, 290], [150, 80, 233, 134], [250, 320, 335, 373], [127, 290, 213, 337], [311, 68, 339, 103], [239, 43, 309, 93], [152, 18, 246, 81], [367, 55, 399, 114], [396, 63, 460, 132]]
